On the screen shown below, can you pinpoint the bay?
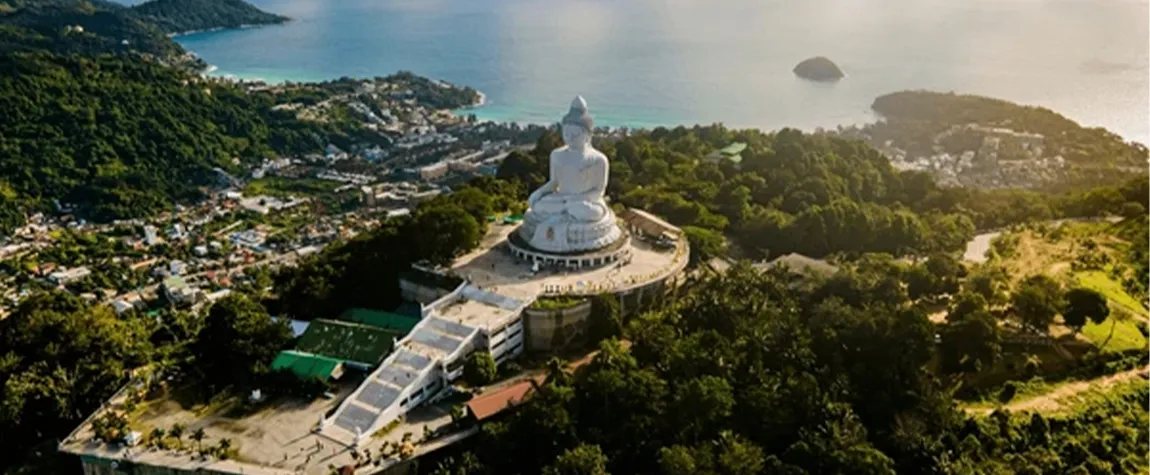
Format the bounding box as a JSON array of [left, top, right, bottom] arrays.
[[175, 0, 1149, 143]]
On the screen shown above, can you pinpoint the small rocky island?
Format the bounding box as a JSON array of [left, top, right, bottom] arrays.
[[793, 56, 845, 81]]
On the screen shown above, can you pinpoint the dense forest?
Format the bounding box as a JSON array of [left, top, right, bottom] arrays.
[[128, 0, 288, 35], [0, 52, 337, 223], [498, 126, 1145, 261], [426, 265, 1148, 475], [0, 0, 286, 60], [0, 0, 181, 58]]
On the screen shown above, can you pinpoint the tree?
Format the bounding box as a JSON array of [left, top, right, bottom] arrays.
[[925, 252, 965, 295], [168, 423, 185, 447], [190, 294, 291, 390], [947, 292, 989, 323], [405, 205, 482, 266], [1061, 287, 1109, 333], [967, 265, 1010, 306], [463, 351, 497, 386], [190, 427, 207, 451], [542, 444, 610, 475], [148, 428, 166, 448], [939, 311, 1001, 373], [682, 226, 727, 268], [1119, 201, 1145, 219], [0, 291, 152, 470], [670, 376, 734, 443], [715, 431, 766, 475], [1011, 275, 1064, 333], [587, 294, 622, 344], [217, 438, 233, 459], [904, 265, 936, 302]]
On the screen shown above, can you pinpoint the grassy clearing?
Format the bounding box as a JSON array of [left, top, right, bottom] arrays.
[[1074, 270, 1147, 316], [1081, 317, 1147, 353], [961, 376, 1066, 409], [244, 177, 339, 198]]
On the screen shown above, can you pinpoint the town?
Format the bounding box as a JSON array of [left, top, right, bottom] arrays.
[[0, 74, 543, 319]]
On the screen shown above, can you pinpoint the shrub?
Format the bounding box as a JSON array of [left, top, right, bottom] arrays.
[[463, 351, 497, 386], [998, 381, 1018, 403]]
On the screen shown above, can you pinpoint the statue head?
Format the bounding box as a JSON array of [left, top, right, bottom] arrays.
[[561, 95, 593, 148]]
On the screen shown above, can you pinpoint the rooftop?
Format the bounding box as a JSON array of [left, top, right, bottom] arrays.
[[295, 319, 402, 366], [59, 377, 363, 475], [449, 222, 688, 300], [339, 308, 420, 333], [270, 350, 344, 380], [754, 253, 839, 277], [466, 377, 541, 421]]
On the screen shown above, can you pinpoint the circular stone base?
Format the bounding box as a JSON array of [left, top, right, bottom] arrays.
[[507, 226, 632, 269]]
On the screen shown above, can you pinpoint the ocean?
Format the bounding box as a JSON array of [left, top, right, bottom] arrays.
[[174, 0, 1150, 143]]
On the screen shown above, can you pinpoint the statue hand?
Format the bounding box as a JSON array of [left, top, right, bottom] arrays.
[[527, 186, 549, 207]]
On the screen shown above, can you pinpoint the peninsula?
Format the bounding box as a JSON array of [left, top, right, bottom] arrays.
[[130, 0, 290, 36], [0, 0, 288, 61], [828, 90, 1147, 190]]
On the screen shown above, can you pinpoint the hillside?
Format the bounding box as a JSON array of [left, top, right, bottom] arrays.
[[0, 52, 330, 222], [833, 91, 1147, 191], [0, 0, 181, 58], [129, 0, 288, 35], [0, 0, 288, 60]]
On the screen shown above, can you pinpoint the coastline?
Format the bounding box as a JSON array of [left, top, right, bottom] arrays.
[[169, 20, 290, 39]]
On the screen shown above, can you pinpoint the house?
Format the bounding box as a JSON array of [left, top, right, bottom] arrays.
[[753, 253, 839, 277], [466, 377, 541, 422], [167, 224, 186, 241], [419, 161, 450, 181], [49, 267, 91, 285], [169, 260, 188, 276], [705, 142, 747, 167], [143, 225, 158, 246], [162, 276, 200, 305], [231, 230, 267, 249], [111, 294, 146, 315]]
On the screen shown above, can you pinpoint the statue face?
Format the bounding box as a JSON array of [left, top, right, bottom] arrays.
[[562, 124, 590, 148]]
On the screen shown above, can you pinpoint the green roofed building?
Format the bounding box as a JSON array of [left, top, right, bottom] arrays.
[[706, 142, 747, 166], [271, 350, 345, 380], [340, 308, 420, 333], [296, 319, 400, 367]]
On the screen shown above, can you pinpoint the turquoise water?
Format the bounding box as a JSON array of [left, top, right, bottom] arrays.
[[175, 0, 1149, 142]]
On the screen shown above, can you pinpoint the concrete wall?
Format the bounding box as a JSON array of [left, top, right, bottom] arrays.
[[80, 458, 241, 475], [523, 270, 681, 353], [523, 299, 593, 353], [399, 278, 452, 306]]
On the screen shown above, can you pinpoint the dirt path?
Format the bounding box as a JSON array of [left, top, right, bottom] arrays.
[[967, 365, 1149, 415]]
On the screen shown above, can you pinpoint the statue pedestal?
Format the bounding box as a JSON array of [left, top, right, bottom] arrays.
[[507, 228, 630, 270], [518, 209, 622, 254]]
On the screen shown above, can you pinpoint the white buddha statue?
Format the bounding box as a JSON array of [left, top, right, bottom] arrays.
[[518, 96, 622, 254]]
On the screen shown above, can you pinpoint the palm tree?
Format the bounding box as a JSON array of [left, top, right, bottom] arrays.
[[168, 423, 184, 448], [543, 357, 569, 386], [190, 427, 207, 451], [148, 428, 165, 448], [217, 438, 233, 459]]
